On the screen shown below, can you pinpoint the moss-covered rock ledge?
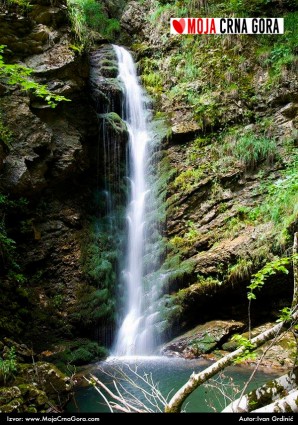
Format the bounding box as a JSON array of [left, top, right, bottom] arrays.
[[161, 320, 296, 371], [0, 339, 73, 413]]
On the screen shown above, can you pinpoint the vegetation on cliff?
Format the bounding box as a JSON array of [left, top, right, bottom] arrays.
[[123, 0, 298, 340], [0, 0, 297, 413]]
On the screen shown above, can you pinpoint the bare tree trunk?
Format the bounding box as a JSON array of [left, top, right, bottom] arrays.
[[251, 390, 298, 413], [165, 320, 291, 412], [222, 368, 298, 412]]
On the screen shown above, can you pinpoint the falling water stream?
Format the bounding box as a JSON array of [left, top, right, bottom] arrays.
[[66, 46, 283, 413], [113, 46, 156, 355]]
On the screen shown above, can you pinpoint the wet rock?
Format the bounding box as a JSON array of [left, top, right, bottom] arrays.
[[0, 372, 70, 413], [0, 387, 22, 406], [162, 320, 245, 358], [3, 338, 34, 362], [16, 362, 72, 405], [90, 46, 123, 115], [101, 112, 127, 137], [222, 324, 296, 370], [279, 102, 298, 119], [0, 0, 99, 346]]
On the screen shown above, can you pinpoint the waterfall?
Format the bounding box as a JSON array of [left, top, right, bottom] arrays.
[[113, 45, 157, 356]]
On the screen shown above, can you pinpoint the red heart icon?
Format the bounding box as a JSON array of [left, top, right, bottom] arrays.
[[172, 18, 185, 34]]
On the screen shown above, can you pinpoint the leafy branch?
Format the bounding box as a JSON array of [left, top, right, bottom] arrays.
[[0, 347, 17, 384], [231, 335, 257, 363], [0, 45, 70, 108], [247, 256, 292, 301]]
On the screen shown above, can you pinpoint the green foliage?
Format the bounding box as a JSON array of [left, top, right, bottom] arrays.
[[0, 194, 28, 271], [221, 216, 244, 239], [249, 154, 298, 244], [71, 284, 115, 328], [0, 46, 69, 108], [48, 340, 107, 372], [276, 306, 292, 323], [51, 294, 64, 309], [247, 257, 290, 301], [5, 0, 31, 11], [140, 2, 298, 134], [67, 0, 120, 44], [173, 168, 204, 192], [140, 58, 164, 100], [149, 1, 187, 22], [233, 133, 277, 169], [169, 221, 201, 253], [6, 0, 30, 5], [232, 335, 257, 363], [0, 347, 17, 384], [0, 113, 12, 148], [259, 11, 298, 85], [0, 230, 16, 268], [63, 341, 107, 366], [80, 223, 118, 289], [227, 258, 253, 283]]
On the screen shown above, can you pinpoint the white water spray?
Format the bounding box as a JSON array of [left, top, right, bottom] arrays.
[[113, 46, 156, 355]]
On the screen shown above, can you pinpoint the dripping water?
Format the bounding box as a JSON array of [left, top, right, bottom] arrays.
[[113, 45, 160, 355]]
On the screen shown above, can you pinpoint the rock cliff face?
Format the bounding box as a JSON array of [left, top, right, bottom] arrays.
[[1, 0, 297, 369], [0, 338, 73, 413], [120, 0, 298, 358], [0, 0, 93, 195], [0, 0, 112, 348]]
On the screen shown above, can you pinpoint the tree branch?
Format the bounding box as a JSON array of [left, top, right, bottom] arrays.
[[165, 234, 298, 413]]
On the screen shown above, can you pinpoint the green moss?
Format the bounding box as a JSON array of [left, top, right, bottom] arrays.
[[101, 112, 127, 136], [100, 66, 118, 78], [227, 258, 254, 283], [67, 0, 121, 45], [26, 406, 38, 413], [169, 221, 202, 253], [172, 168, 205, 193], [248, 152, 298, 246], [47, 339, 107, 371], [0, 113, 12, 148], [190, 335, 218, 355], [0, 397, 23, 413]]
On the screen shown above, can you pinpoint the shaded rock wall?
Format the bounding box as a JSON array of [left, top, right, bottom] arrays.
[[0, 1, 123, 350], [121, 0, 298, 342]]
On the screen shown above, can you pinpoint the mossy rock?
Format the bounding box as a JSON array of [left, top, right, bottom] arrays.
[[46, 340, 108, 369], [100, 65, 118, 78], [189, 335, 218, 355], [3, 338, 34, 361], [0, 386, 21, 405], [15, 362, 72, 406], [99, 58, 118, 68], [162, 320, 245, 358], [222, 340, 238, 351], [101, 112, 127, 138], [25, 406, 38, 413], [18, 383, 48, 406], [0, 397, 23, 413], [222, 323, 274, 352]]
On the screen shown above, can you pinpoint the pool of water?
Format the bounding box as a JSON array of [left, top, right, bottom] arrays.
[[66, 356, 280, 413]]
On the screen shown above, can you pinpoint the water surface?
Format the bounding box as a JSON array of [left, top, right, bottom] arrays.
[[67, 356, 280, 413]]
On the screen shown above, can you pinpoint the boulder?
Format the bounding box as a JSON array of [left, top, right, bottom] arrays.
[[162, 320, 245, 358]]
